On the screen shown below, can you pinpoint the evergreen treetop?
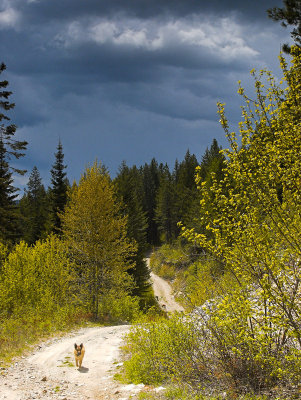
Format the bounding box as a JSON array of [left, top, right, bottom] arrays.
[[268, 0, 301, 53], [0, 63, 27, 242], [50, 140, 68, 233]]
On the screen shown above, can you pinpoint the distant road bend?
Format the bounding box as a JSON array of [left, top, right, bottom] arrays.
[[146, 257, 185, 313]]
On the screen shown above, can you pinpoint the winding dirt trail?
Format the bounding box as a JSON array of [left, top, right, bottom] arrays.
[[146, 257, 184, 313], [0, 325, 144, 400], [150, 273, 184, 313], [0, 258, 183, 400]]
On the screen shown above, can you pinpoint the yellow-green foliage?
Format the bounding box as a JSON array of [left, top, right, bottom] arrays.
[[137, 387, 286, 400], [180, 260, 219, 309], [0, 236, 74, 319], [62, 161, 140, 321], [0, 236, 76, 361], [150, 243, 191, 280], [180, 49, 301, 390], [98, 287, 141, 323], [123, 314, 209, 388]]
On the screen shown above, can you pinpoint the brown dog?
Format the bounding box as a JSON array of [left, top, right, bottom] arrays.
[[74, 343, 85, 368]]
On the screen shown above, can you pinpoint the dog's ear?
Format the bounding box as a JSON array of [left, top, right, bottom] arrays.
[[80, 343, 83, 348], [74, 343, 77, 349]]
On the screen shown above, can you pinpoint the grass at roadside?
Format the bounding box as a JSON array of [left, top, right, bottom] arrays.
[[0, 313, 99, 366]]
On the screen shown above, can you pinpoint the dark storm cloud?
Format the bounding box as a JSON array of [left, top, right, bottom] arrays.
[[0, 0, 286, 118], [0, 0, 289, 192], [1, 13, 263, 90], [1, 0, 285, 80], [13, 0, 283, 22]]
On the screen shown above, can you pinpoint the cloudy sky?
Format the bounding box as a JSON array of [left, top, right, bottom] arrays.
[[0, 0, 289, 191]]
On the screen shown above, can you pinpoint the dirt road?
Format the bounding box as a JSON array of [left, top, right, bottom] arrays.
[[146, 258, 184, 313], [150, 272, 184, 312], [0, 325, 144, 400], [0, 260, 183, 400]]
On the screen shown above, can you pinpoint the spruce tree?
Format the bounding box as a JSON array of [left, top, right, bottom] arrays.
[[19, 166, 48, 244], [174, 150, 199, 228], [199, 139, 225, 183], [50, 140, 67, 233], [141, 158, 160, 245], [155, 164, 178, 242], [115, 162, 151, 304], [0, 63, 27, 243]]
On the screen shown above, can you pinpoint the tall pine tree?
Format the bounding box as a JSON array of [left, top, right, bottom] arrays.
[[155, 163, 178, 242], [174, 149, 199, 228], [141, 158, 161, 245], [114, 162, 151, 304], [19, 166, 49, 244], [0, 63, 27, 243], [50, 140, 67, 233], [199, 139, 225, 187]]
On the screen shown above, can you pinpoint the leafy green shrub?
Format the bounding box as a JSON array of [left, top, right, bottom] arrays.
[[150, 243, 192, 275], [0, 241, 9, 272], [123, 280, 301, 394], [178, 259, 220, 309], [0, 236, 77, 362], [98, 288, 141, 323], [122, 314, 211, 388], [0, 236, 75, 320], [197, 284, 301, 391]]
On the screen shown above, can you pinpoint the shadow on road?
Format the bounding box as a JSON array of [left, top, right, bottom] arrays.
[[78, 366, 89, 373]]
